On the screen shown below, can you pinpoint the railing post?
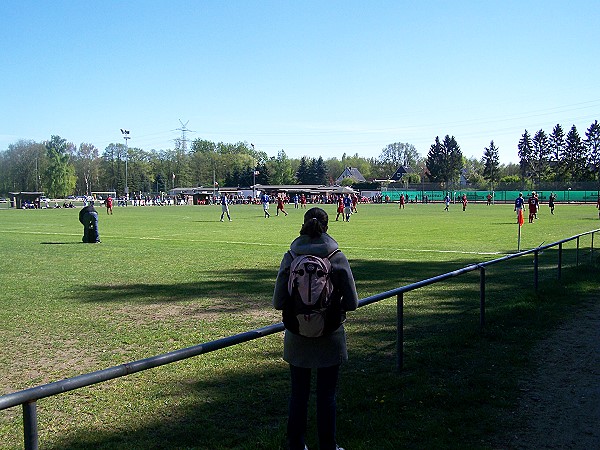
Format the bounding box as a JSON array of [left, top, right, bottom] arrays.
[[479, 266, 485, 329], [576, 236, 580, 266], [534, 250, 539, 292], [397, 292, 404, 372], [558, 242, 563, 279], [23, 400, 38, 450]]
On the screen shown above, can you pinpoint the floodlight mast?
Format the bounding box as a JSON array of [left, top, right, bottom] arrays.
[[120, 129, 131, 199]]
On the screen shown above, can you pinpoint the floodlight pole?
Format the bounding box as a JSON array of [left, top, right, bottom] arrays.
[[121, 130, 130, 200]]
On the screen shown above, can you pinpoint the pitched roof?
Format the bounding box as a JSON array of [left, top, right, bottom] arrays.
[[335, 167, 366, 183], [390, 166, 412, 181]]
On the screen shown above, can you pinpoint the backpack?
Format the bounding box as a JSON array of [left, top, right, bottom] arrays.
[[283, 249, 343, 337]]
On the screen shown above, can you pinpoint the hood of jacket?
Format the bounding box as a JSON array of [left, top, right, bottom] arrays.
[[289, 232, 339, 257]]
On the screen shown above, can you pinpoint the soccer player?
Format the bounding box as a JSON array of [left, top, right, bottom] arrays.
[[527, 193, 537, 223], [276, 196, 288, 216], [220, 194, 231, 222], [261, 193, 271, 218], [462, 194, 467, 211], [399, 194, 405, 209], [548, 192, 556, 215], [514, 192, 525, 223], [105, 196, 113, 215], [335, 195, 344, 221], [343, 194, 352, 222], [444, 194, 450, 211]]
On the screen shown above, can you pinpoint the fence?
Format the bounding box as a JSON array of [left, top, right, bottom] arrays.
[[1, 228, 598, 450], [380, 188, 600, 203]]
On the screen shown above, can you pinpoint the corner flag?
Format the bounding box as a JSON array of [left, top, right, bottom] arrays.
[[518, 209, 524, 226], [517, 209, 524, 251]]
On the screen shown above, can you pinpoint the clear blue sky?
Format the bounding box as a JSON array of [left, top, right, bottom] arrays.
[[1, 0, 598, 164]]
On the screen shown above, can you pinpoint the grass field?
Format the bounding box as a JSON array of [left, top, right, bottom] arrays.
[[0, 201, 598, 449]]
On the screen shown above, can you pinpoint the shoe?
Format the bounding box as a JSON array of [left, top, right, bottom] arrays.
[[220, 219, 224, 222]]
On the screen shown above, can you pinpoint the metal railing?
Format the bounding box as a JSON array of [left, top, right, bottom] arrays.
[[1, 228, 598, 450]]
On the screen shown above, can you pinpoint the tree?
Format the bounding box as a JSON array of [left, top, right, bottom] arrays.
[[44, 135, 76, 198], [564, 125, 588, 181], [531, 129, 551, 183], [268, 150, 295, 185], [324, 158, 344, 185], [482, 140, 500, 187], [463, 156, 485, 185], [549, 124, 565, 181], [517, 130, 533, 181], [0, 140, 47, 193], [426, 136, 444, 182], [584, 120, 600, 182], [296, 157, 310, 184], [100, 143, 127, 195], [378, 142, 420, 178], [312, 156, 328, 185], [426, 135, 463, 186], [74, 143, 99, 195]]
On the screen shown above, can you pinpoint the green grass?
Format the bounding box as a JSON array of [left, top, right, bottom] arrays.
[[0, 202, 598, 449]]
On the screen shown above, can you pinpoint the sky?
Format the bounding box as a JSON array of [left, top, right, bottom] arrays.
[[1, 0, 599, 165]]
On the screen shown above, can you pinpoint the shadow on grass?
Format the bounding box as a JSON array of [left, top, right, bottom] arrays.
[[47, 250, 595, 449], [71, 257, 483, 307]]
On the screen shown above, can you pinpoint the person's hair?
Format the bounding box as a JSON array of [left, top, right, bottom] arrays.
[[299, 207, 328, 237]]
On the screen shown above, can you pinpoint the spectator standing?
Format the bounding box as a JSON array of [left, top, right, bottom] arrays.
[[273, 207, 358, 450], [79, 201, 100, 243]]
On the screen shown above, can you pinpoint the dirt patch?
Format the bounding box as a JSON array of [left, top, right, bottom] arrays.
[[497, 299, 600, 449]]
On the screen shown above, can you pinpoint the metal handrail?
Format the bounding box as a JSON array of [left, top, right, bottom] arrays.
[[1, 228, 598, 450]]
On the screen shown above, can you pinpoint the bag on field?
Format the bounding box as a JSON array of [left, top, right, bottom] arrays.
[[283, 249, 343, 337]]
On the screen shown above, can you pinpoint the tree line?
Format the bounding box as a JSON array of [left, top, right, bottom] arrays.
[[1, 119, 598, 198]]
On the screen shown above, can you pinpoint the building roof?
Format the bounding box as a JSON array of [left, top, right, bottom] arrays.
[[335, 167, 366, 183], [390, 166, 412, 181]]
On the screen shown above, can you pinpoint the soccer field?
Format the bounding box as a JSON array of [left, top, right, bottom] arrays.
[[0, 202, 598, 449]]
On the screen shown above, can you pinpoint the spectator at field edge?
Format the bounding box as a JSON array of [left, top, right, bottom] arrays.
[[79, 201, 100, 243], [273, 207, 358, 450]]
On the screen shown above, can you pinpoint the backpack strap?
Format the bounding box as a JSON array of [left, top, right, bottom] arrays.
[[288, 249, 339, 261], [326, 249, 340, 260]]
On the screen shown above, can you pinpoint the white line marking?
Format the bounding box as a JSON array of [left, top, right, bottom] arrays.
[[0, 229, 506, 255]]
